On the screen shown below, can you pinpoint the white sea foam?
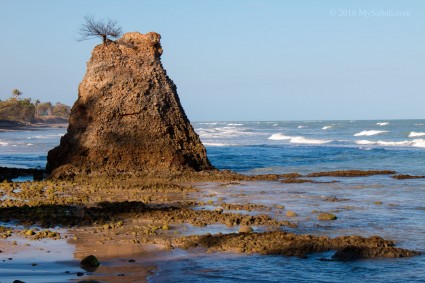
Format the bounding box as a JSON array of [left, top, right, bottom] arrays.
[[408, 132, 425, 138], [412, 139, 425, 148], [268, 134, 331, 144], [196, 122, 218, 125], [0, 140, 9, 146], [203, 142, 236, 147], [289, 136, 332, 144], [28, 134, 64, 139], [322, 126, 332, 130], [268, 134, 292, 140], [354, 130, 388, 137], [197, 127, 255, 138], [377, 122, 389, 126], [227, 123, 243, 126], [356, 139, 425, 148], [297, 125, 306, 129]]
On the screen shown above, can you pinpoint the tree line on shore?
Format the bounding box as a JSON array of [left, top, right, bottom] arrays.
[[0, 89, 71, 124]]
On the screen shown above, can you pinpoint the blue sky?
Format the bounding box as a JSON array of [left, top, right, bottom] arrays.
[[0, 0, 424, 121]]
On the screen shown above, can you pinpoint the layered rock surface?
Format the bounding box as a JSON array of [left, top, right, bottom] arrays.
[[47, 32, 214, 177]]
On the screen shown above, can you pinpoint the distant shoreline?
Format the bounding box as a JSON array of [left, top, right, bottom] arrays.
[[0, 120, 68, 132]]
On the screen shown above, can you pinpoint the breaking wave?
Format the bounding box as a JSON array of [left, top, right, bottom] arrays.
[[354, 130, 388, 137], [322, 126, 332, 130], [377, 122, 389, 126], [356, 139, 425, 148], [268, 133, 331, 144], [27, 134, 64, 139], [0, 140, 9, 146], [409, 132, 425, 138], [197, 127, 255, 139]]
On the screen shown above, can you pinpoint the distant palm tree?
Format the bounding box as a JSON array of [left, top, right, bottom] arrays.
[[35, 99, 40, 118]]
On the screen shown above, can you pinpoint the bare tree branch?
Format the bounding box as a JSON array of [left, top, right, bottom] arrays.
[[78, 16, 122, 44]]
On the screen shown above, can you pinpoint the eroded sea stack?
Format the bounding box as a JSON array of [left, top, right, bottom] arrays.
[[47, 32, 214, 178]]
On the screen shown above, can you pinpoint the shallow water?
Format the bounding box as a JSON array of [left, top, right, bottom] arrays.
[[147, 175, 425, 283], [1, 120, 425, 282], [0, 237, 80, 283], [150, 251, 425, 283]]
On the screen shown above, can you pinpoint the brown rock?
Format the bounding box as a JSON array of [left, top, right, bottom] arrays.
[[286, 210, 297, 217], [47, 32, 214, 177], [238, 225, 253, 233], [392, 174, 425, 180], [317, 212, 337, 221], [174, 231, 420, 260]]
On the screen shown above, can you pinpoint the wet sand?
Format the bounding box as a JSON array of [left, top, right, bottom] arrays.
[[0, 170, 422, 282]]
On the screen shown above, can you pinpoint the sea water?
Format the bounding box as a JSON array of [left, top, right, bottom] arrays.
[[1, 120, 424, 282]]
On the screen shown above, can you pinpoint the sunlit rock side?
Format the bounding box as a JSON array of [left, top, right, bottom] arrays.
[[47, 32, 214, 178]]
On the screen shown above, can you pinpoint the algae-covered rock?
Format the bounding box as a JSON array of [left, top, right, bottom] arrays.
[[317, 212, 337, 221], [25, 230, 35, 236], [286, 210, 297, 217]]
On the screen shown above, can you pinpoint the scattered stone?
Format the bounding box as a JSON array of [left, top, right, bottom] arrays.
[[25, 230, 35, 236], [77, 272, 84, 276], [238, 225, 253, 233], [374, 201, 383, 205], [13, 280, 26, 283], [128, 259, 136, 262], [162, 224, 170, 230], [214, 207, 224, 213], [80, 255, 100, 271], [317, 212, 337, 221], [286, 210, 297, 217]]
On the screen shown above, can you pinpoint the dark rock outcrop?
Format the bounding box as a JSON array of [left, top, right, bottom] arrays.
[[0, 166, 44, 182], [47, 32, 214, 177]]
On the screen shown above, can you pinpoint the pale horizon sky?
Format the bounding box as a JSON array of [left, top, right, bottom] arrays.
[[0, 0, 424, 121]]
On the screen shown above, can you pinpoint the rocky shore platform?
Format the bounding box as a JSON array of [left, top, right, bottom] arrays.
[[0, 170, 421, 282]]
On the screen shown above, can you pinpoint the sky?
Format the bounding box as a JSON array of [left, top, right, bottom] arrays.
[[0, 0, 424, 121]]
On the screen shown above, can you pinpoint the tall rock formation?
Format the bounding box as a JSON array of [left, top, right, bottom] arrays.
[[47, 32, 214, 177]]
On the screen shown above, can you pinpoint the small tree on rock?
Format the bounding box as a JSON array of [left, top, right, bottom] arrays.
[[78, 16, 122, 44], [11, 89, 22, 99]]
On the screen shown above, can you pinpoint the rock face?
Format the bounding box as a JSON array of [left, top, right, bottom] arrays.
[[47, 32, 214, 177]]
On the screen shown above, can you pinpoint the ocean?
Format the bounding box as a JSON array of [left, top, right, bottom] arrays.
[[1, 119, 424, 282]]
